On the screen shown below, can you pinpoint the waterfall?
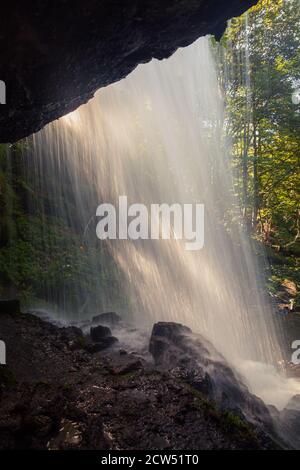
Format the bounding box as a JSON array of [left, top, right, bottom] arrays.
[[23, 36, 299, 407]]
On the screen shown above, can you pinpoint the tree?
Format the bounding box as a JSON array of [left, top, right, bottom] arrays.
[[219, 0, 300, 251]]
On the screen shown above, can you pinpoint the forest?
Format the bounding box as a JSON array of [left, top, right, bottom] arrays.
[[218, 0, 299, 309]]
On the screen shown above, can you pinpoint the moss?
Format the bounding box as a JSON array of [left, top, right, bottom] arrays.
[[62, 383, 72, 391], [36, 379, 50, 386], [76, 336, 86, 349], [219, 410, 254, 435], [116, 371, 138, 380], [143, 370, 162, 379], [183, 382, 261, 446]]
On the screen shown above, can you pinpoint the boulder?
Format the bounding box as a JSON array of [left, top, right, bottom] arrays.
[[90, 325, 111, 342], [111, 359, 144, 376], [85, 336, 118, 353], [149, 322, 211, 370], [149, 322, 275, 434], [272, 394, 300, 449], [92, 312, 121, 326], [285, 394, 300, 411], [60, 326, 84, 341], [60, 326, 85, 351]]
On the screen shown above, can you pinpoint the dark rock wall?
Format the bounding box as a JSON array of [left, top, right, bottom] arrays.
[[0, 0, 257, 142]]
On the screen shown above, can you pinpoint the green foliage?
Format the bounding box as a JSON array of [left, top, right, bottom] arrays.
[[218, 0, 300, 253], [0, 143, 129, 316], [184, 383, 260, 445]]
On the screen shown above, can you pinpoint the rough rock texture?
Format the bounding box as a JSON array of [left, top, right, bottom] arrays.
[[90, 325, 112, 341], [0, 0, 257, 143], [269, 394, 300, 450], [85, 336, 119, 353], [149, 322, 278, 438], [0, 311, 286, 449]]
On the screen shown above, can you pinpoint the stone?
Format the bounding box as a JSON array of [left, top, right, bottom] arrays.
[[59, 326, 85, 351], [285, 394, 300, 411], [85, 337, 119, 353], [48, 419, 83, 449], [25, 415, 53, 438], [60, 326, 84, 341], [149, 321, 275, 433], [92, 312, 121, 326], [90, 325, 112, 342], [111, 359, 143, 376], [0, 311, 285, 449], [274, 393, 300, 449]]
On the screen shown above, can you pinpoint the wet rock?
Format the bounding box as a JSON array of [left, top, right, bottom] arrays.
[[92, 312, 121, 326], [22, 414, 53, 438], [149, 322, 275, 433], [272, 394, 300, 449], [111, 359, 143, 376], [84, 417, 112, 450], [60, 326, 85, 351], [149, 322, 194, 365], [85, 337, 119, 353], [48, 418, 83, 450], [151, 435, 169, 450], [285, 394, 300, 411], [60, 326, 83, 340], [67, 340, 84, 352], [0, 312, 286, 450], [90, 325, 111, 342]]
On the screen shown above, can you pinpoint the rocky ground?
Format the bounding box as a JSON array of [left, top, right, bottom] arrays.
[[0, 302, 299, 450]]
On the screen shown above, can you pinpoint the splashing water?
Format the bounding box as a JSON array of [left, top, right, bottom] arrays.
[[25, 36, 300, 407]]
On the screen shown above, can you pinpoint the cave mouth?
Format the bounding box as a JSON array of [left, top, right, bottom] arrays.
[[0, 0, 257, 143]]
